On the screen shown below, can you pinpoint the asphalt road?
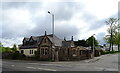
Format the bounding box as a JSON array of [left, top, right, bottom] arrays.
[[1, 53, 119, 71]]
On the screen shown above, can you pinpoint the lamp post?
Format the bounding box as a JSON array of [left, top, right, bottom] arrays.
[[92, 34, 95, 59], [48, 11, 55, 61], [48, 11, 54, 35]]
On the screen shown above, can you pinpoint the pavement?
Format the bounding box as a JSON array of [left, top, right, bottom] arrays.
[[1, 53, 119, 71], [83, 56, 101, 63]]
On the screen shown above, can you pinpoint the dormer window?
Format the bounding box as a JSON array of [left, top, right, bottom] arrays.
[[71, 42, 74, 47]]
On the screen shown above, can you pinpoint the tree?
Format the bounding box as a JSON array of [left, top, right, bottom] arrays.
[[114, 24, 120, 51], [105, 18, 119, 51], [0, 42, 2, 53], [118, 23, 120, 51], [74, 39, 88, 47], [11, 44, 18, 52], [35, 49, 40, 60], [86, 36, 99, 49], [0, 42, 11, 52]]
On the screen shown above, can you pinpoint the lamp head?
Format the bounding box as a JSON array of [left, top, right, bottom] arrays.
[[48, 11, 50, 14]]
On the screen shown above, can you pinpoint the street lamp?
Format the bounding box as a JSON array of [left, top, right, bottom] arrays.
[[48, 11, 55, 61], [48, 11, 54, 35], [92, 34, 95, 59]]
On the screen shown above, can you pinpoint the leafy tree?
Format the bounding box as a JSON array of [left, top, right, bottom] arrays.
[[11, 44, 18, 52], [105, 18, 118, 51], [105, 18, 119, 51], [113, 27, 120, 51], [5, 47, 11, 52], [86, 36, 99, 49], [74, 39, 88, 47], [35, 49, 40, 60], [0, 42, 2, 53], [0, 42, 11, 53]]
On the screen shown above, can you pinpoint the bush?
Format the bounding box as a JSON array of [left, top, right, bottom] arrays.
[[2, 51, 26, 60], [34, 49, 40, 60], [11, 52, 26, 60]]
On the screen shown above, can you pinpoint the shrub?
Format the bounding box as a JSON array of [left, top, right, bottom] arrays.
[[2, 51, 26, 60], [11, 52, 26, 60]]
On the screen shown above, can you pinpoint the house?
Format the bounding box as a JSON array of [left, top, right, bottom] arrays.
[[19, 31, 93, 61]]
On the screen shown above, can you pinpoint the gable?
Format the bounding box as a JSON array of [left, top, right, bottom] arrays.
[[23, 38, 26, 43], [71, 41, 75, 47], [40, 36, 52, 46], [29, 36, 34, 42], [23, 38, 29, 45]]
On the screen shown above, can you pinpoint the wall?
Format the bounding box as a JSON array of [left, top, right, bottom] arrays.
[[19, 48, 37, 57]]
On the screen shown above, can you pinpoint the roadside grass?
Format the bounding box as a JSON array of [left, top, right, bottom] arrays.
[[102, 51, 120, 55]]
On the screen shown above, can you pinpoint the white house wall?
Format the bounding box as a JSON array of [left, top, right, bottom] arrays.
[[20, 48, 37, 57]]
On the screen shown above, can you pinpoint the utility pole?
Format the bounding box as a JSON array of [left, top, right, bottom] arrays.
[[92, 34, 95, 59], [48, 11, 55, 61]]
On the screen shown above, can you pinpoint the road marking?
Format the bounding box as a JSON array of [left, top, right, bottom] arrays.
[[27, 63, 38, 64], [38, 68, 57, 71], [40, 64, 61, 66], [105, 68, 118, 71], [94, 67, 118, 71], [26, 67, 37, 69], [11, 65, 15, 67], [26, 67, 56, 71], [94, 67, 104, 70]]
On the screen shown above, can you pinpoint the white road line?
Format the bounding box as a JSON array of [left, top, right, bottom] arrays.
[[26, 67, 37, 69], [94, 67, 104, 70], [40, 64, 62, 67], [26, 67, 56, 71], [105, 68, 118, 71], [38, 68, 57, 71], [27, 63, 38, 64], [11, 65, 15, 67], [94, 67, 118, 71]]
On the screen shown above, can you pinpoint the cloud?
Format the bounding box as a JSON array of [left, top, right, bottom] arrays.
[[54, 2, 83, 21], [1, 37, 23, 47], [2, 7, 36, 38], [1, 1, 118, 47], [55, 23, 79, 40], [96, 32, 106, 45]]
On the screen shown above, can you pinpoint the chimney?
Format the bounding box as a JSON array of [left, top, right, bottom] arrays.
[[64, 37, 66, 41], [71, 36, 73, 41], [45, 31, 47, 36]]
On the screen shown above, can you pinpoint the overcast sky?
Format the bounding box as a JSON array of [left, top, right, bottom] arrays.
[[1, 0, 119, 47]]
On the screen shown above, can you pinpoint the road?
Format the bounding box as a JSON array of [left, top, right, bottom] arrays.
[[1, 53, 119, 71]]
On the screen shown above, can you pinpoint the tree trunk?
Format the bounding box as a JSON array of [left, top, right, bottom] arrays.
[[112, 42, 113, 51], [111, 29, 113, 51], [118, 44, 120, 51], [109, 43, 111, 51]]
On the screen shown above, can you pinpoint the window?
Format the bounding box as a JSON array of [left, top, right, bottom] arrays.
[[45, 49, 48, 54], [71, 43, 74, 47], [73, 50, 76, 54], [32, 50, 33, 54], [80, 50, 82, 55], [21, 50, 24, 54], [82, 51, 86, 54], [41, 48, 44, 55], [30, 50, 33, 54], [40, 48, 48, 55], [40, 48, 43, 54], [34, 51, 37, 54], [30, 50, 31, 54]]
